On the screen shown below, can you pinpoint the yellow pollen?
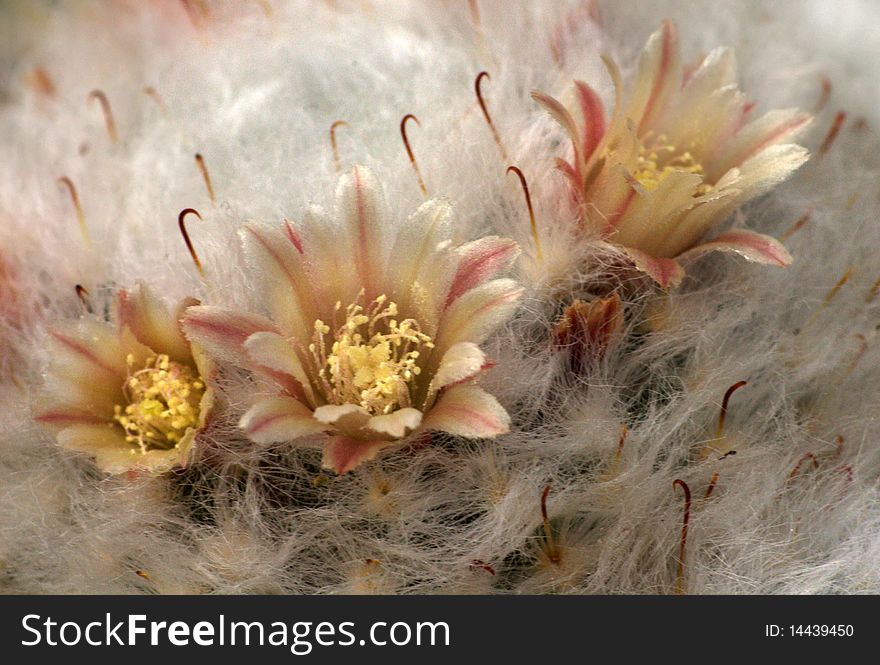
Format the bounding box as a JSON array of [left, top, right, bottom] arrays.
[[632, 134, 712, 195], [113, 354, 204, 454], [309, 292, 434, 415]]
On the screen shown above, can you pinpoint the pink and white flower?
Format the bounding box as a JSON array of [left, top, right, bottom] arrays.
[[35, 284, 214, 475], [183, 166, 522, 474], [533, 21, 811, 288]]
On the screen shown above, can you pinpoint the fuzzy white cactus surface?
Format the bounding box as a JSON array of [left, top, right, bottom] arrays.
[[1, 0, 879, 594]]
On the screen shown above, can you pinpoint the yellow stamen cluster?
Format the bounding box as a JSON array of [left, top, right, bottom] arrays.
[[308, 292, 434, 415], [113, 354, 204, 453], [633, 134, 712, 195]]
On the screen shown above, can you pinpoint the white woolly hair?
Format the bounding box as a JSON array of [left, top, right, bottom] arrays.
[[1, 0, 879, 594]]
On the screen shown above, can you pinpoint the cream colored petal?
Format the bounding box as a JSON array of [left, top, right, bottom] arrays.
[[190, 342, 215, 387], [299, 205, 360, 315], [365, 408, 422, 440], [241, 221, 316, 336], [686, 47, 738, 93], [335, 165, 387, 298], [663, 86, 746, 163], [243, 331, 315, 406], [725, 143, 810, 202], [422, 385, 510, 439], [56, 423, 124, 454], [585, 162, 638, 235], [58, 423, 195, 475], [628, 21, 682, 134], [167, 427, 198, 471], [712, 109, 811, 173], [239, 395, 326, 444], [45, 320, 149, 415], [428, 342, 487, 396], [116, 282, 192, 364], [196, 385, 215, 431], [435, 278, 523, 351], [313, 403, 372, 436], [612, 170, 703, 252], [188, 342, 217, 431], [655, 188, 743, 257], [55, 424, 144, 475], [387, 198, 457, 328], [660, 47, 739, 136]]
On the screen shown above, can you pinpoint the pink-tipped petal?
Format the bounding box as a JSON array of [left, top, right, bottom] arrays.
[[239, 395, 326, 444], [322, 435, 393, 474], [422, 385, 510, 438], [634, 20, 680, 133], [678, 229, 793, 267], [428, 342, 487, 395], [445, 236, 521, 307], [116, 283, 193, 364], [619, 246, 686, 289], [182, 306, 277, 368], [437, 278, 523, 349], [717, 109, 812, 171], [365, 408, 423, 439]]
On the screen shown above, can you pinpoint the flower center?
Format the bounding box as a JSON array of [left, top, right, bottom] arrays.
[[113, 354, 204, 453], [633, 134, 712, 195], [308, 293, 434, 415]]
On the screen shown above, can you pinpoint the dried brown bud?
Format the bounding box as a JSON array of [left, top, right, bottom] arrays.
[[552, 292, 622, 371]]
